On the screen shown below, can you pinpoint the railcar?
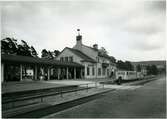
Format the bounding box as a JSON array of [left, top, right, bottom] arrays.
[[115, 71, 144, 81]]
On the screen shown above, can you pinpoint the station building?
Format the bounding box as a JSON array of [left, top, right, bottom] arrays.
[[56, 30, 116, 79]]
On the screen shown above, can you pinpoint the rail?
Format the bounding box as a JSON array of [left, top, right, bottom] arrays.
[[2, 82, 105, 109]]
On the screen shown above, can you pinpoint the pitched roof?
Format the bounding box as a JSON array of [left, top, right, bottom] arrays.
[[79, 44, 117, 65], [98, 52, 111, 59], [82, 44, 112, 60], [87, 46, 113, 60], [1, 54, 83, 67], [82, 44, 98, 51], [66, 47, 96, 63]]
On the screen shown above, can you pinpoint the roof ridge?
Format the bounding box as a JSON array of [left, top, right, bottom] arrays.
[[82, 44, 98, 51]]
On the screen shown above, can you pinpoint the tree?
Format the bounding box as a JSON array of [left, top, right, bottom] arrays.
[[99, 47, 108, 55], [146, 65, 151, 75], [41, 49, 48, 58], [110, 56, 116, 63], [1, 37, 18, 54], [146, 65, 158, 75], [41, 49, 53, 59], [30, 46, 38, 57], [116, 60, 134, 71], [150, 65, 158, 75], [17, 40, 31, 56], [54, 50, 60, 57], [136, 64, 141, 72], [116, 60, 126, 70], [124, 61, 134, 71], [21, 40, 30, 49], [41, 49, 60, 59], [1, 39, 10, 54], [48, 51, 54, 59], [1, 37, 38, 57]]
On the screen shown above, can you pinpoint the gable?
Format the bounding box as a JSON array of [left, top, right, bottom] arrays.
[[56, 47, 96, 63], [69, 48, 96, 63], [56, 48, 83, 64]]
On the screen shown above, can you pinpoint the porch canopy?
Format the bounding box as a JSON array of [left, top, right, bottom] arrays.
[[1, 54, 83, 68]]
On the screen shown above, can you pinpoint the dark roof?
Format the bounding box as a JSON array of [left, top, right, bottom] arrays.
[[66, 47, 96, 63], [98, 52, 111, 59], [1, 54, 83, 67], [98, 53, 116, 66]]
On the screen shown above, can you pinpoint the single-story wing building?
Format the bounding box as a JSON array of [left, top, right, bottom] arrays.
[[1, 54, 84, 82]]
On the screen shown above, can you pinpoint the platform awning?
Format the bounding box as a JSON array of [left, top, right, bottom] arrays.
[[1, 54, 84, 68]]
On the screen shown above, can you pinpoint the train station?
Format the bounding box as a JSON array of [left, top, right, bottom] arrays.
[[1, 30, 116, 82], [1, 0, 165, 118]]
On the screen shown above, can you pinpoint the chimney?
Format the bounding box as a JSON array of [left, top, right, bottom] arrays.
[[93, 44, 98, 49], [76, 29, 82, 46]]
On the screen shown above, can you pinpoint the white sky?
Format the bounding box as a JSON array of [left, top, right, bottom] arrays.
[[0, 0, 166, 61]]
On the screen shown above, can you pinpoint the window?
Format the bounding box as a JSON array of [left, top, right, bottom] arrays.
[[98, 68, 101, 76], [92, 67, 95, 76], [102, 68, 105, 75], [60, 57, 64, 62], [65, 57, 68, 62], [87, 67, 90, 75], [69, 56, 73, 62], [96, 57, 99, 62], [107, 69, 109, 76]]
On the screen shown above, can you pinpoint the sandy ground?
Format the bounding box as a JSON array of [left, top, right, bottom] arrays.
[[48, 75, 166, 118]]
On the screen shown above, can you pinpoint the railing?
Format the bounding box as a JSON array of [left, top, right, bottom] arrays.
[[2, 82, 105, 110]]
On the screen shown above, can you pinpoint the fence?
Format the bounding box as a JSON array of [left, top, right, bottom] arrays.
[[2, 82, 105, 110]]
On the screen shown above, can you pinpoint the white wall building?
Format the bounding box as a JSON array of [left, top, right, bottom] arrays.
[[56, 30, 116, 79]]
